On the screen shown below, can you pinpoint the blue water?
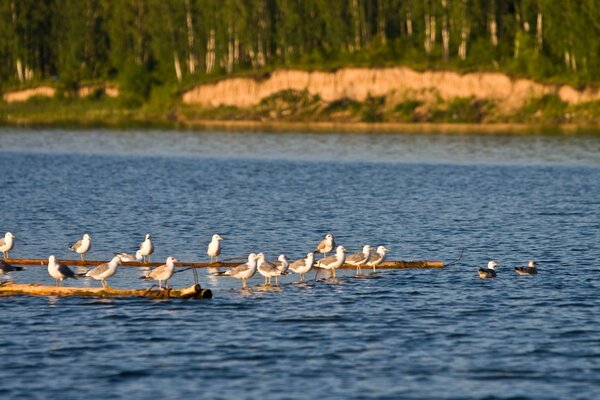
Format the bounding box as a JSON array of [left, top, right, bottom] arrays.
[[0, 128, 599, 399]]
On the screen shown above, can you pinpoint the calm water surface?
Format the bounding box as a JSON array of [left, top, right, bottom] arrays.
[[0, 128, 599, 399]]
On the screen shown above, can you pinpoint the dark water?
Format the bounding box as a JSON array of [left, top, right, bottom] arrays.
[[0, 128, 599, 399]]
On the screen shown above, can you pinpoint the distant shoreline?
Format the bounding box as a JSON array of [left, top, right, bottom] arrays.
[[2, 115, 599, 135]]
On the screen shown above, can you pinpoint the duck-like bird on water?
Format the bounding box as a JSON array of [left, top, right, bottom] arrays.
[[515, 260, 538, 275], [0, 259, 24, 275], [478, 260, 499, 279], [69, 233, 92, 261]]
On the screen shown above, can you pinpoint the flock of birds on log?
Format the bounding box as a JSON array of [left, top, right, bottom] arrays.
[[0, 232, 393, 290]]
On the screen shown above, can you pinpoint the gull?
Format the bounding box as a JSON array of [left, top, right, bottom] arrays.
[[257, 253, 285, 286], [69, 234, 92, 261], [86, 256, 122, 288], [272, 254, 289, 285], [0, 232, 15, 259], [315, 233, 335, 258], [0, 259, 24, 275], [345, 245, 372, 275], [221, 253, 258, 289], [207, 234, 224, 263], [316, 245, 347, 279], [515, 260, 538, 276], [289, 252, 315, 282], [47, 255, 77, 286], [366, 246, 389, 273], [114, 250, 143, 262], [139, 234, 154, 263], [143, 256, 178, 290], [478, 260, 499, 279]]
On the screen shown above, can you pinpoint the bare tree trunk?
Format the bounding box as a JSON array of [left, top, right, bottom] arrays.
[[377, 0, 386, 44], [11, 0, 24, 82], [458, 0, 469, 61], [535, 11, 543, 53], [488, 0, 498, 47], [441, 0, 449, 62], [206, 29, 215, 73], [184, 0, 196, 74], [257, 0, 267, 67], [406, 7, 413, 37], [133, 0, 145, 65], [227, 20, 234, 74], [351, 0, 361, 50], [173, 52, 182, 82], [424, 13, 432, 55]]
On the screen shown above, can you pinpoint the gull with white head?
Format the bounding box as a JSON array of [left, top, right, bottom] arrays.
[[515, 260, 538, 276], [139, 234, 154, 263], [114, 250, 143, 262], [289, 252, 315, 282], [0, 232, 15, 259], [366, 246, 389, 273], [316, 245, 347, 279], [47, 255, 77, 286], [220, 253, 258, 289], [257, 253, 285, 286], [478, 260, 499, 279], [315, 234, 335, 258], [143, 256, 178, 289], [69, 233, 92, 261], [86, 256, 122, 288], [272, 254, 289, 285], [345, 245, 372, 275]]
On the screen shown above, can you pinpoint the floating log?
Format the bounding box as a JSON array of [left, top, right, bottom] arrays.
[[3, 258, 444, 269], [0, 282, 212, 300]]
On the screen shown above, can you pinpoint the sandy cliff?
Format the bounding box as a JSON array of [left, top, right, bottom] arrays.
[[182, 67, 600, 110]]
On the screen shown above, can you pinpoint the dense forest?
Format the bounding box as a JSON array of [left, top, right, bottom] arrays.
[[0, 0, 598, 98]]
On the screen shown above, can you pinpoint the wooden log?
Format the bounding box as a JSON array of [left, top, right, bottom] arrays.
[[3, 258, 444, 269], [0, 281, 212, 299]]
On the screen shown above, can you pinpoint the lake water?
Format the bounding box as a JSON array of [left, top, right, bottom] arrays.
[[0, 127, 599, 399]]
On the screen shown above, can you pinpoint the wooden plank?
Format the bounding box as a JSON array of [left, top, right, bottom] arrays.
[[0, 282, 212, 299], [2, 257, 445, 269]]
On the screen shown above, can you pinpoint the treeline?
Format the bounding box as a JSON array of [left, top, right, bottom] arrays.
[[1, 0, 598, 97]]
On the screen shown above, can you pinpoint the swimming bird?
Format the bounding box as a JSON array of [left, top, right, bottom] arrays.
[[257, 252, 286, 286], [69, 233, 92, 260], [478, 260, 499, 279], [220, 253, 258, 289], [289, 252, 315, 282], [85, 256, 122, 288], [345, 245, 372, 275], [143, 256, 178, 290], [207, 234, 223, 263], [316, 245, 347, 279], [114, 250, 143, 262], [0, 232, 15, 259], [47, 255, 77, 286], [139, 234, 154, 263], [272, 254, 289, 285], [515, 260, 538, 276], [366, 246, 389, 273], [315, 234, 335, 258], [0, 259, 24, 275]]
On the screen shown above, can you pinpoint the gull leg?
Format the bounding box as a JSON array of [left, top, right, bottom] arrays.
[[333, 269, 336, 279], [242, 278, 247, 289], [193, 268, 199, 284]]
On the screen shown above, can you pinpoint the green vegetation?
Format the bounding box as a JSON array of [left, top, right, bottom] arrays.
[[0, 0, 599, 93]]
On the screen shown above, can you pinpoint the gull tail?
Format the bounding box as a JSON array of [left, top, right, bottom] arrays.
[[139, 275, 151, 280], [75, 272, 88, 277], [12, 266, 25, 271]]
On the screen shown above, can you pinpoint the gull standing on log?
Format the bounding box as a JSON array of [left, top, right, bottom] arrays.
[[114, 250, 143, 262], [207, 234, 223, 263], [69, 233, 91, 261], [85, 256, 122, 288], [272, 254, 289, 285], [315, 234, 335, 258], [289, 252, 315, 283], [478, 260, 499, 279], [345, 245, 372, 275], [47, 255, 77, 286], [316, 245, 347, 279], [257, 253, 285, 286], [366, 246, 389, 273], [143, 256, 178, 289], [220, 253, 258, 289], [0, 232, 15, 259], [139, 234, 154, 263]]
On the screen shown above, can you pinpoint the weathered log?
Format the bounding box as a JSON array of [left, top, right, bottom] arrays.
[[3, 258, 444, 269], [0, 281, 212, 299]]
